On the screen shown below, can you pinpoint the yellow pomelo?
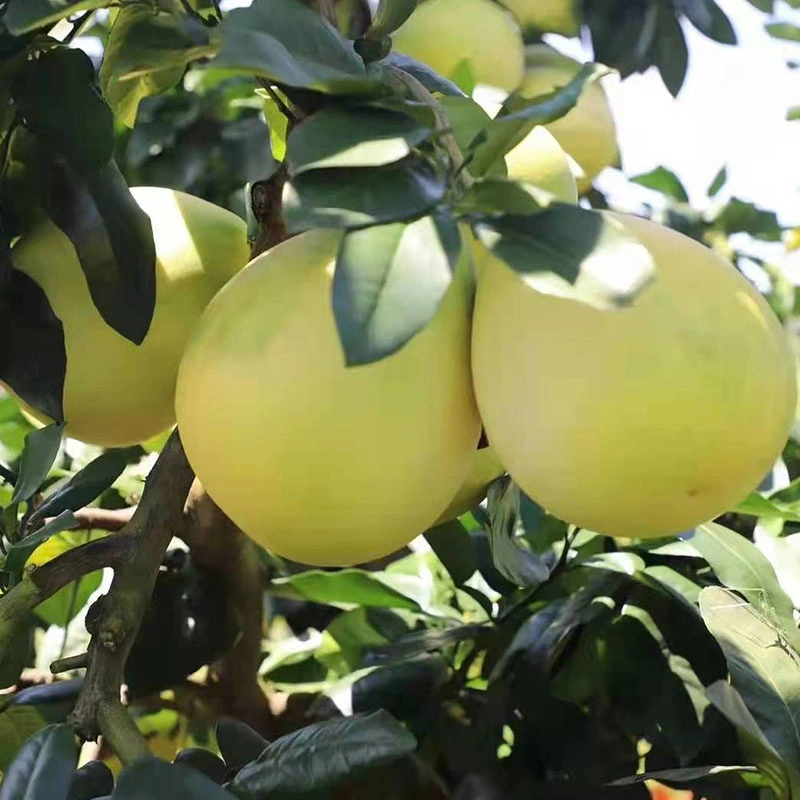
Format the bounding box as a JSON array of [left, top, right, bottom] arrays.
[[499, 0, 581, 35], [392, 0, 525, 92], [9, 188, 250, 447], [436, 446, 505, 523], [520, 44, 618, 193], [505, 125, 579, 204], [176, 229, 481, 566], [471, 212, 797, 538]]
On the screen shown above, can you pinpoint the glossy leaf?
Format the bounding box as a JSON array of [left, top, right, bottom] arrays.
[[112, 757, 234, 799], [700, 588, 800, 792], [4, 1, 105, 33], [11, 423, 63, 505], [101, 7, 213, 127], [734, 491, 800, 522], [609, 765, 757, 786], [630, 166, 689, 202], [216, 718, 268, 771], [366, 0, 417, 39], [378, 52, 465, 98], [213, 0, 381, 96], [34, 158, 156, 346], [173, 749, 227, 785], [3, 511, 79, 575], [287, 107, 432, 173], [333, 214, 459, 365], [425, 520, 479, 587], [229, 711, 416, 799], [651, 5, 689, 97], [67, 761, 115, 800], [680, 0, 737, 44], [471, 205, 655, 311], [283, 157, 446, 231], [370, 624, 485, 661], [0, 724, 77, 800]]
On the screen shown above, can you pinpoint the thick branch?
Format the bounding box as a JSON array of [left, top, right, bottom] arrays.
[[250, 165, 290, 260], [69, 432, 195, 764], [47, 506, 136, 533]]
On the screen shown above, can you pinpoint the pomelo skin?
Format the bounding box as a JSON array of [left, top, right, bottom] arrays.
[[435, 446, 505, 524], [176, 230, 481, 567], [11, 187, 250, 447], [392, 0, 525, 93], [472, 212, 797, 538], [499, 0, 581, 36], [505, 126, 579, 205], [520, 45, 618, 194]]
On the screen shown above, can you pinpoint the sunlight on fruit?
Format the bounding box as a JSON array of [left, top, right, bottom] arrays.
[[520, 44, 618, 193], [436, 446, 505, 523], [10, 188, 250, 447], [392, 0, 525, 92], [505, 126, 580, 204], [498, 0, 581, 35], [176, 230, 480, 566], [472, 213, 797, 538]]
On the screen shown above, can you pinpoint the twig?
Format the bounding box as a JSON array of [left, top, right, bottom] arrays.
[[62, 11, 94, 43], [257, 79, 298, 122], [51, 652, 89, 674], [178, 0, 219, 27], [210, 0, 222, 22], [68, 432, 195, 764], [45, 507, 136, 533]]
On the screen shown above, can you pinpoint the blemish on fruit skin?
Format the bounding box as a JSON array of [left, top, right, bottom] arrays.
[[686, 488, 700, 498]]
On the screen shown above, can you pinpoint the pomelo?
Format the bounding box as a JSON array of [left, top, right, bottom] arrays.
[[520, 44, 618, 193], [499, 0, 581, 36], [392, 0, 525, 92], [10, 188, 250, 446], [471, 212, 797, 538], [176, 229, 481, 566], [436, 445, 505, 523], [505, 125, 579, 204]]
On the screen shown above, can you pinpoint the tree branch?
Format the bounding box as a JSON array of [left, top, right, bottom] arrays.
[[68, 432, 195, 764]]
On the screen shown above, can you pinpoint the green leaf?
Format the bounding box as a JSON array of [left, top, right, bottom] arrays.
[[283, 157, 446, 231], [700, 587, 800, 792], [11, 423, 63, 505], [746, 0, 774, 10], [706, 680, 795, 799], [287, 107, 432, 173], [766, 22, 800, 42], [754, 531, 800, 610], [687, 523, 800, 652], [112, 757, 234, 799], [468, 62, 610, 177], [4, 0, 106, 34], [30, 450, 129, 525], [67, 761, 115, 800], [708, 164, 727, 197], [472, 206, 655, 311], [713, 197, 782, 241], [366, 0, 417, 39], [229, 712, 416, 799], [458, 177, 548, 215], [0, 724, 77, 800], [608, 765, 758, 787], [3, 511, 79, 575], [485, 478, 550, 588], [33, 157, 157, 346], [0, 706, 47, 773], [682, 0, 737, 44], [425, 520, 479, 587], [0, 621, 30, 690], [12, 48, 113, 173], [213, 0, 382, 96], [101, 7, 213, 128], [370, 624, 485, 661], [734, 492, 800, 522], [651, 5, 689, 97], [259, 90, 290, 162], [378, 53, 466, 98], [216, 718, 268, 772], [332, 214, 459, 366], [0, 258, 68, 419], [270, 570, 424, 611], [631, 166, 689, 202]]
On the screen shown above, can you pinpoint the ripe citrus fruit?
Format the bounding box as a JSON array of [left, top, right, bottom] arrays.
[[499, 0, 581, 36], [392, 0, 525, 92], [505, 125, 579, 204], [471, 212, 797, 538], [436, 446, 505, 523], [176, 229, 481, 566], [10, 188, 250, 446], [520, 44, 618, 193]]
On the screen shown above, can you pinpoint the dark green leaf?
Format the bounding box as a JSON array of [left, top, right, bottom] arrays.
[[213, 0, 382, 96], [112, 757, 234, 799], [216, 718, 268, 772], [0, 706, 48, 773], [631, 166, 689, 202], [3, 511, 79, 575], [333, 214, 458, 366], [370, 624, 485, 661], [766, 22, 800, 41], [287, 107, 432, 173], [746, 0, 774, 10], [468, 62, 610, 177], [700, 587, 800, 790], [651, 6, 689, 97], [34, 157, 156, 346], [229, 711, 416, 799], [425, 520, 478, 586], [472, 205, 655, 310], [708, 165, 727, 197], [4, 0, 105, 34], [11, 422, 63, 505], [608, 765, 758, 786], [30, 450, 129, 524], [283, 157, 446, 230], [0, 724, 77, 800], [366, 0, 417, 39], [0, 621, 31, 690], [687, 523, 800, 652], [101, 7, 212, 127], [271, 570, 423, 611], [173, 749, 226, 785], [485, 478, 550, 588], [713, 197, 781, 241], [13, 48, 113, 172], [680, 0, 737, 44], [378, 52, 466, 98], [734, 492, 800, 522], [68, 761, 115, 800], [0, 269, 66, 423]]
